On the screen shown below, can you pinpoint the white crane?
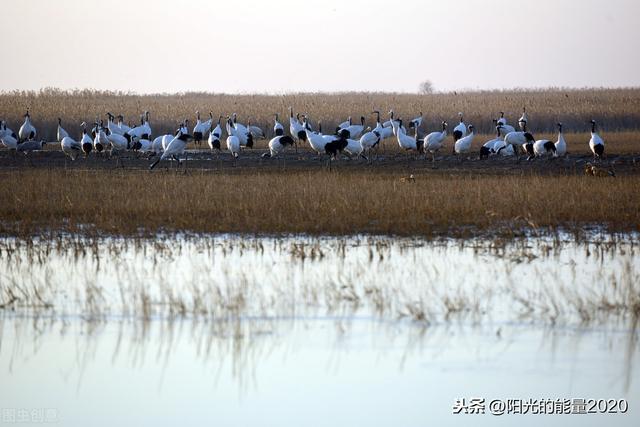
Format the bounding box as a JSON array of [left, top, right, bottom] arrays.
[[555, 122, 567, 157], [344, 137, 364, 158], [344, 116, 366, 139], [248, 123, 265, 140], [57, 118, 69, 142], [370, 111, 385, 135], [289, 107, 307, 150], [226, 118, 241, 163], [229, 113, 253, 147], [126, 113, 150, 142], [408, 112, 423, 129], [317, 122, 338, 144], [157, 133, 178, 153], [179, 119, 190, 135], [94, 120, 109, 154], [497, 111, 508, 126], [386, 110, 407, 137], [149, 130, 193, 170], [424, 121, 448, 166], [493, 115, 516, 134], [492, 140, 516, 156], [142, 111, 151, 137], [245, 119, 255, 148], [273, 113, 285, 136], [80, 122, 93, 157], [61, 135, 82, 164], [337, 117, 351, 129], [105, 127, 129, 151], [90, 119, 98, 139], [0, 121, 19, 149], [532, 138, 557, 158], [504, 120, 536, 160], [0, 120, 17, 142], [454, 124, 475, 158], [231, 112, 248, 136], [480, 125, 505, 159], [208, 116, 223, 152], [518, 107, 528, 131], [152, 134, 169, 154], [359, 111, 383, 159], [263, 135, 295, 158], [589, 120, 605, 160], [117, 115, 132, 133], [319, 128, 364, 160], [18, 110, 37, 141], [106, 112, 125, 136], [104, 126, 129, 167], [193, 111, 213, 146], [390, 118, 422, 153], [135, 137, 153, 153], [302, 116, 329, 155], [452, 112, 467, 151], [386, 111, 398, 135]]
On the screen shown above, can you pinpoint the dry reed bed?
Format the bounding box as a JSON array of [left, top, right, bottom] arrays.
[[1, 88, 639, 140], [0, 169, 638, 236]]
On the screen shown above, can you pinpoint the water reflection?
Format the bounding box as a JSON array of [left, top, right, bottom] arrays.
[[0, 234, 638, 323], [0, 234, 639, 426], [0, 314, 638, 426]]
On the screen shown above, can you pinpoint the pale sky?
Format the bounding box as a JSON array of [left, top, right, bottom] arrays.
[[1, 0, 639, 93]]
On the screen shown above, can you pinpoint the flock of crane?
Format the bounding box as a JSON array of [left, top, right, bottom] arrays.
[[0, 106, 607, 169]]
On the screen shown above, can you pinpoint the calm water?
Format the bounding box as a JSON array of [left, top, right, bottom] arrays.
[[0, 234, 638, 426]]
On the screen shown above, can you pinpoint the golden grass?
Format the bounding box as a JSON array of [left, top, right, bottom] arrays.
[[1, 168, 638, 237], [1, 88, 639, 141]]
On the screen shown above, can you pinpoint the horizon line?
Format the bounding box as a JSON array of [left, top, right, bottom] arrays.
[[2, 86, 640, 97]]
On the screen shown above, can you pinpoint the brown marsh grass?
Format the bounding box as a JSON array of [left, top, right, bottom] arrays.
[[1, 168, 638, 237], [1, 88, 639, 141]]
